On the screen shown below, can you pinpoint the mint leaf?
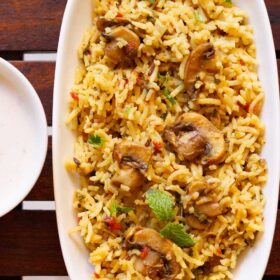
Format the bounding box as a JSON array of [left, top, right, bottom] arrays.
[[160, 223, 195, 248], [158, 72, 170, 87], [88, 135, 103, 148], [162, 88, 176, 105], [110, 202, 134, 215], [146, 189, 174, 221]]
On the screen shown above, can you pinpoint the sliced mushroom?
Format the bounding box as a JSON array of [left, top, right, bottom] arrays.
[[104, 41, 124, 65], [127, 227, 180, 279], [184, 43, 216, 97], [201, 255, 222, 275], [134, 250, 164, 278], [195, 202, 222, 217], [175, 131, 206, 161], [113, 141, 152, 172], [188, 180, 208, 194], [164, 112, 225, 164], [188, 180, 217, 196], [96, 17, 130, 32], [185, 215, 208, 230], [103, 27, 140, 66], [111, 167, 144, 192]]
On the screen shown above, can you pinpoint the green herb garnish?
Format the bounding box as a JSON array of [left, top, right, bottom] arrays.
[[88, 135, 103, 148], [160, 223, 195, 248], [223, 0, 232, 3], [146, 189, 174, 221], [158, 72, 170, 87], [124, 107, 131, 115], [149, 0, 155, 4], [162, 87, 176, 105], [110, 202, 134, 215]]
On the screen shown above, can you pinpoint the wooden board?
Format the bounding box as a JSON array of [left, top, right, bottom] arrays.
[[0, 210, 67, 275], [0, 0, 279, 51], [0, 0, 67, 51]]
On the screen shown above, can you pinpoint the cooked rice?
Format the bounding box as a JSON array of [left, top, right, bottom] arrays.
[[66, 0, 267, 279]]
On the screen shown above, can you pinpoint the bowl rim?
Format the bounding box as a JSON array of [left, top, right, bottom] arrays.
[[0, 57, 48, 217]]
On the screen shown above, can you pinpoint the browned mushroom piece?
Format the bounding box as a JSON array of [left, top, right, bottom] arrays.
[[195, 202, 222, 217], [111, 167, 144, 192], [185, 215, 208, 230], [164, 112, 225, 164], [113, 141, 152, 172], [184, 43, 216, 97], [126, 227, 180, 279], [187, 180, 223, 219], [188, 180, 217, 196], [111, 142, 152, 193], [188, 180, 209, 194], [96, 17, 130, 32], [134, 250, 164, 278], [175, 131, 206, 161], [103, 27, 140, 66]]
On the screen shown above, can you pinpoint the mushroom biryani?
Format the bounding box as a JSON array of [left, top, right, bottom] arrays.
[[66, 0, 267, 279]]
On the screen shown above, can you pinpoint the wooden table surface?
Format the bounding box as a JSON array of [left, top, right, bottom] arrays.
[[0, 1, 279, 279]]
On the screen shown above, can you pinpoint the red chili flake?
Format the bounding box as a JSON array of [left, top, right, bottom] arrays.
[[240, 60, 245, 65], [216, 248, 222, 256], [104, 216, 122, 231], [153, 141, 163, 152], [94, 272, 100, 279], [140, 246, 150, 260], [124, 79, 129, 88], [240, 102, 250, 112], [70, 92, 79, 101], [117, 12, 123, 17]]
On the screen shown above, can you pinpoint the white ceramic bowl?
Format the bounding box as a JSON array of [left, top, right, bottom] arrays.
[[53, 1, 280, 279], [0, 58, 48, 217]]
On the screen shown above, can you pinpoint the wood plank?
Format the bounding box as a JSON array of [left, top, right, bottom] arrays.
[[11, 61, 54, 126], [265, 211, 280, 275], [0, 1, 278, 52], [0, 276, 22, 280], [265, 0, 280, 52], [0, 210, 67, 276], [0, 0, 66, 51], [0, 209, 278, 276]]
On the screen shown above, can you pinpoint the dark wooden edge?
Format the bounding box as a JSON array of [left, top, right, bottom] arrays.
[[0, 210, 67, 276]]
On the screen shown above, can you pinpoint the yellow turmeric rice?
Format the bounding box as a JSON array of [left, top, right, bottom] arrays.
[[66, 0, 267, 279]]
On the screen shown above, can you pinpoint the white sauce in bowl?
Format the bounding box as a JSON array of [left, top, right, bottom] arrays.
[[0, 59, 47, 216]]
